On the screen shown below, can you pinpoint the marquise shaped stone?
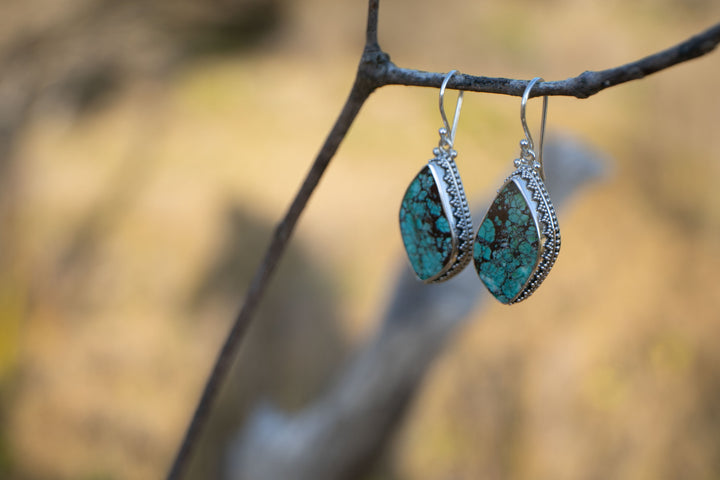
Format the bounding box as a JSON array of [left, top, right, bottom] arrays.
[[399, 165, 454, 282], [473, 180, 541, 304]]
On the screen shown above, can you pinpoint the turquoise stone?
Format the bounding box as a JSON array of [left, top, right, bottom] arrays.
[[474, 180, 540, 304], [399, 165, 454, 281]]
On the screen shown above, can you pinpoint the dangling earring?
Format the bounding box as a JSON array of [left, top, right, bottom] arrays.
[[473, 77, 561, 304], [399, 70, 473, 283]]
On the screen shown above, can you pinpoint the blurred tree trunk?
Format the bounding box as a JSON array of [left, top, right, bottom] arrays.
[[225, 137, 608, 480]]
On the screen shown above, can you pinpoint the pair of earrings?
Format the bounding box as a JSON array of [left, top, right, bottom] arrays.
[[399, 71, 561, 304]]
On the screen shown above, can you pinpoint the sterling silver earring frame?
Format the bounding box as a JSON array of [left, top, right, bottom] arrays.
[[473, 77, 561, 304], [399, 70, 473, 283]]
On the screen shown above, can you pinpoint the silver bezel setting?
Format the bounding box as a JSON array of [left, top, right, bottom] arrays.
[[503, 165, 561, 303], [422, 156, 473, 283]]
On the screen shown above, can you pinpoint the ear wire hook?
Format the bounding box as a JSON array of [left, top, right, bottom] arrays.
[[439, 70, 464, 149], [519, 77, 548, 180]]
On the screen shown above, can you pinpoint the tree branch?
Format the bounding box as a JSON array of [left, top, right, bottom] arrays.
[[165, 57, 376, 480], [166, 0, 720, 476], [365, 0, 379, 50], [373, 22, 720, 98]]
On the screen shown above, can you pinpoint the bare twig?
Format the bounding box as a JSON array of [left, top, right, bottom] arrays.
[[166, 0, 720, 476], [374, 22, 720, 98]]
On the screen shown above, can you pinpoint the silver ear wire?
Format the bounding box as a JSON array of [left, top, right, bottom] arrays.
[[520, 77, 548, 180], [439, 70, 464, 149]]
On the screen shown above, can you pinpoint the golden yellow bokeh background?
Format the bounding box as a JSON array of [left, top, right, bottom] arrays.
[[2, 0, 720, 478]]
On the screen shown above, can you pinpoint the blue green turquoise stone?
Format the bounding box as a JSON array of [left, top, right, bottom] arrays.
[[474, 180, 540, 304], [399, 165, 454, 281]]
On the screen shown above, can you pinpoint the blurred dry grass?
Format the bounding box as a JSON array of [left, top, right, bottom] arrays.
[[2, 0, 720, 478]]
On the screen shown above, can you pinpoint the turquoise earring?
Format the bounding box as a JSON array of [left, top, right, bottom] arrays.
[[473, 77, 561, 304], [399, 70, 473, 283]]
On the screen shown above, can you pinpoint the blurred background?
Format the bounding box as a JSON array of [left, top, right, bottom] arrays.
[[1, 0, 720, 478]]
